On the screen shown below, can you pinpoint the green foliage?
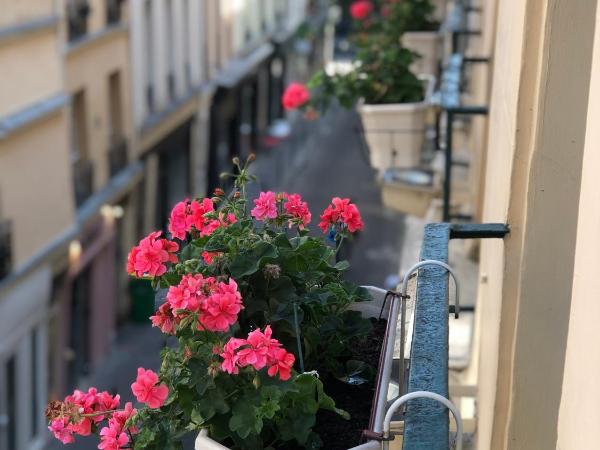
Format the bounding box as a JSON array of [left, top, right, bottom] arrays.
[[130, 160, 376, 449], [307, 0, 438, 108]]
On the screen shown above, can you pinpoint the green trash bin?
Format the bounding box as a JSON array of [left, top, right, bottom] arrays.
[[129, 278, 156, 323]]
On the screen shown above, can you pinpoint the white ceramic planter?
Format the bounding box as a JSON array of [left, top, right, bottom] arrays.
[[357, 76, 435, 174], [194, 287, 398, 450], [402, 31, 441, 76]]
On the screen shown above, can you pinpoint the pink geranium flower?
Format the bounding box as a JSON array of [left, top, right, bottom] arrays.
[[131, 368, 169, 409], [251, 191, 278, 221], [126, 231, 178, 278], [284, 193, 312, 229], [150, 302, 177, 334], [199, 279, 244, 332], [350, 0, 373, 20], [267, 347, 295, 381], [189, 198, 216, 234], [220, 338, 246, 374], [49, 418, 75, 444], [219, 326, 295, 380], [319, 197, 364, 234], [98, 423, 129, 450], [168, 200, 191, 240], [282, 83, 310, 110]]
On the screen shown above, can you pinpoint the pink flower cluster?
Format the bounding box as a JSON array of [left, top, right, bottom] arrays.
[[168, 198, 237, 240], [220, 326, 295, 381], [318, 197, 364, 234], [131, 368, 169, 409], [98, 402, 137, 450], [126, 231, 178, 278], [251, 191, 312, 229], [284, 193, 312, 230], [48, 388, 121, 444], [350, 0, 374, 20], [281, 82, 311, 110], [157, 274, 243, 333]]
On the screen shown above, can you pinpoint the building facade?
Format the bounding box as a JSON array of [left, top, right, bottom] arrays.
[[0, 1, 321, 449], [429, 0, 600, 449]]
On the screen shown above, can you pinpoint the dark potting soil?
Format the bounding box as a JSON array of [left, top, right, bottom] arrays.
[[311, 319, 387, 450]]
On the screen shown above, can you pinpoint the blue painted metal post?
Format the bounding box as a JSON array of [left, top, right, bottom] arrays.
[[403, 224, 451, 450]]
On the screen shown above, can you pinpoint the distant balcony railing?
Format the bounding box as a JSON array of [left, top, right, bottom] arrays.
[[73, 159, 94, 207], [0, 220, 12, 281], [108, 136, 128, 177], [67, 0, 90, 42], [399, 223, 508, 449]]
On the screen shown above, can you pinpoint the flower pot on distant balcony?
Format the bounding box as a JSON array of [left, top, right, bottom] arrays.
[[402, 31, 442, 76], [357, 76, 435, 174], [194, 286, 402, 450], [381, 167, 441, 217]]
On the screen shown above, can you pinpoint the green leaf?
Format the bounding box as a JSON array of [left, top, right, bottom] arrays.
[[229, 401, 262, 439], [229, 242, 278, 277]]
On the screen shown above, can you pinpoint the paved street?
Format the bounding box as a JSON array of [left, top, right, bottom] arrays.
[[45, 107, 405, 449], [251, 107, 406, 288]]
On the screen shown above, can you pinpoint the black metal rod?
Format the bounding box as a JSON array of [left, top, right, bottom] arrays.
[[463, 56, 491, 64], [443, 105, 489, 115], [449, 223, 510, 239], [443, 111, 454, 222]]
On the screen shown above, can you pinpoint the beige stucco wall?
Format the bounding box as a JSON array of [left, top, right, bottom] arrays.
[[0, 112, 74, 267], [65, 27, 133, 189], [0, 0, 55, 28], [476, 0, 598, 448], [0, 28, 63, 117], [556, 5, 600, 448]]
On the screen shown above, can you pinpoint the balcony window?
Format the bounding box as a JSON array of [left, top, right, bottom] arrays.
[[106, 0, 123, 25], [108, 137, 128, 177], [67, 0, 90, 42], [0, 220, 11, 281], [73, 159, 95, 207]]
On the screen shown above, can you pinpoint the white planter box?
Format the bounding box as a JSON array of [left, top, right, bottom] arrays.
[[402, 31, 441, 76], [357, 76, 435, 174], [194, 287, 400, 450]]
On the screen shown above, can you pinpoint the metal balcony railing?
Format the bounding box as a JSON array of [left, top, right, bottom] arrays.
[[73, 159, 94, 207], [108, 136, 128, 177], [401, 223, 508, 449]]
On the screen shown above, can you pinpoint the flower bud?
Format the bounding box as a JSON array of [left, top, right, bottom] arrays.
[[248, 153, 256, 162], [232, 156, 240, 166], [263, 264, 281, 280], [207, 362, 221, 378], [233, 191, 241, 199], [214, 188, 225, 196], [253, 375, 261, 389]]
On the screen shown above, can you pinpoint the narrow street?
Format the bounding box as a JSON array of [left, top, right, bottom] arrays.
[[252, 107, 406, 288]]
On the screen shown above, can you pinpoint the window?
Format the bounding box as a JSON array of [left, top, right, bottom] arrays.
[[0, 221, 11, 281], [182, 0, 191, 88], [67, 0, 90, 41], [144, 0, 155, 112], [30, 331, 38, 438], [165, 0, 176, 101], [108, 72, 128, 176], [4, 355, 17, 449], [71, 91, 94, 207], [106, 0, 122, 25]]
